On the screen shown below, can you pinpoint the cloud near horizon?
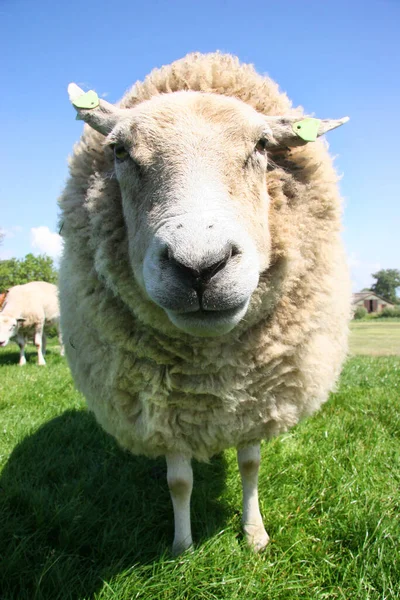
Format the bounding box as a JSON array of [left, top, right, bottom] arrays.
[[30, 226, 63, 260]]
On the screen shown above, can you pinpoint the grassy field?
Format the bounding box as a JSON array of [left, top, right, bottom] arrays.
[[349, 321, 400, 356], [0, 324, 399, 599]]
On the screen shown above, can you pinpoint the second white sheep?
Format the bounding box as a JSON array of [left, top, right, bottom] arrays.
[[0, 281, 64, 365]]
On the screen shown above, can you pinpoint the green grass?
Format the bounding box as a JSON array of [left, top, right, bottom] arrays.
[[0, 339, 399, 599], [349, 321, 400, 356]]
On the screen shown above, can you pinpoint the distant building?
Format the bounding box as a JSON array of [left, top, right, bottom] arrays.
[[352, 291, 395, 313]]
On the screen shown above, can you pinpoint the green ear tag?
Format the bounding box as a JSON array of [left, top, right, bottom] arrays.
[[292, 118, 321, 142], [72, 90, 99, 110]]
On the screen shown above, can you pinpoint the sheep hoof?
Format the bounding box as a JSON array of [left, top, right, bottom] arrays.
[[172, 539, 194, 556], [244, 524, 270, 552]]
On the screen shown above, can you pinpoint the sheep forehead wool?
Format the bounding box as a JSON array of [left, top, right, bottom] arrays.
[[109, 91, 271, 179], [59, 52, 351, 461]]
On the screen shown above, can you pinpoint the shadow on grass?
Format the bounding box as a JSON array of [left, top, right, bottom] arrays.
[[0, 345, 61, 366], [0, 410, 229, 600], [0, 347, 22, 365]]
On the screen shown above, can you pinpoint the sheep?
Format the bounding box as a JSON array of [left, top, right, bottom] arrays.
[[0, 281, 64, 365], [59, 52, 351, 554]]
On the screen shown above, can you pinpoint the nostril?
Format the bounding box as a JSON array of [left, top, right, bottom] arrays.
[[197, 243, 236, 283], [160, 246, 171, 262], [164, 243, 240, 295], [201, 256, 228, 281], [231, 244, 241, 258]]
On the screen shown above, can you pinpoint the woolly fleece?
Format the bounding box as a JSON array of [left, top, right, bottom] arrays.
[[59, 53, 351, 461]]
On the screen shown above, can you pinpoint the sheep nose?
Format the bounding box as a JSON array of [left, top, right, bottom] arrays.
[[165, 244, 237, 296]]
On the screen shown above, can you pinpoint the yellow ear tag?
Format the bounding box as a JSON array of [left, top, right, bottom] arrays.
[[292, 118, 321, 142], [72, 90, 99, 110]]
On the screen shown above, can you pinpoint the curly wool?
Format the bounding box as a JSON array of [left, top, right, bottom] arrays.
[[59, 53, 351, 461]]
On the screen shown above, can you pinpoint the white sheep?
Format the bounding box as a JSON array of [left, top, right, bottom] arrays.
[[59, 52, 351, 554], [0, 281, 64, 365]]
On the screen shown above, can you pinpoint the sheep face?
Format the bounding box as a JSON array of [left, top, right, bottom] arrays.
[[69, 84, 347, 337], [108, 93, 271, 336], [0, 316, 19, 346]]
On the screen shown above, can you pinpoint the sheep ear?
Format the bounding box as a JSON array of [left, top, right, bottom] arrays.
[[67, 83, 126, 135], [265, 116, 349, 148], [17, 318, 26, 323]]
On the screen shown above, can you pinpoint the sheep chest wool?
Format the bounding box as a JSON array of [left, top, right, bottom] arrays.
[[59, 52, 351, 554]]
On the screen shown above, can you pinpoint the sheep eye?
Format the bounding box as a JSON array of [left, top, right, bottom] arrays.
[[113, 145, 129, 162], [255, 137, 269, 154]]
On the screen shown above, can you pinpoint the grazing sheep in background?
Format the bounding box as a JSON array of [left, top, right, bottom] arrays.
[[59, 52, 351, 554], [0, 281, 64, 365]]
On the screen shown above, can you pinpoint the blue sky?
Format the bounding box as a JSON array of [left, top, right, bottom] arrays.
[[1, 0, 399, 291]]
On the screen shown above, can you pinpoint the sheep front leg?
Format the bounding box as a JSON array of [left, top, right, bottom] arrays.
[[42, 332, 47, 356], [34, 327, 46, 366], [56, 320, 65, 356], [237, 444, 269, 552], [59, 331, 65, 356], [17, 333, 26, 366], [166, 453, 193, 555]]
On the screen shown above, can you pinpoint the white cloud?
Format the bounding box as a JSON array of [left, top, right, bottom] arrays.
[[30, 226, 63, 260]]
